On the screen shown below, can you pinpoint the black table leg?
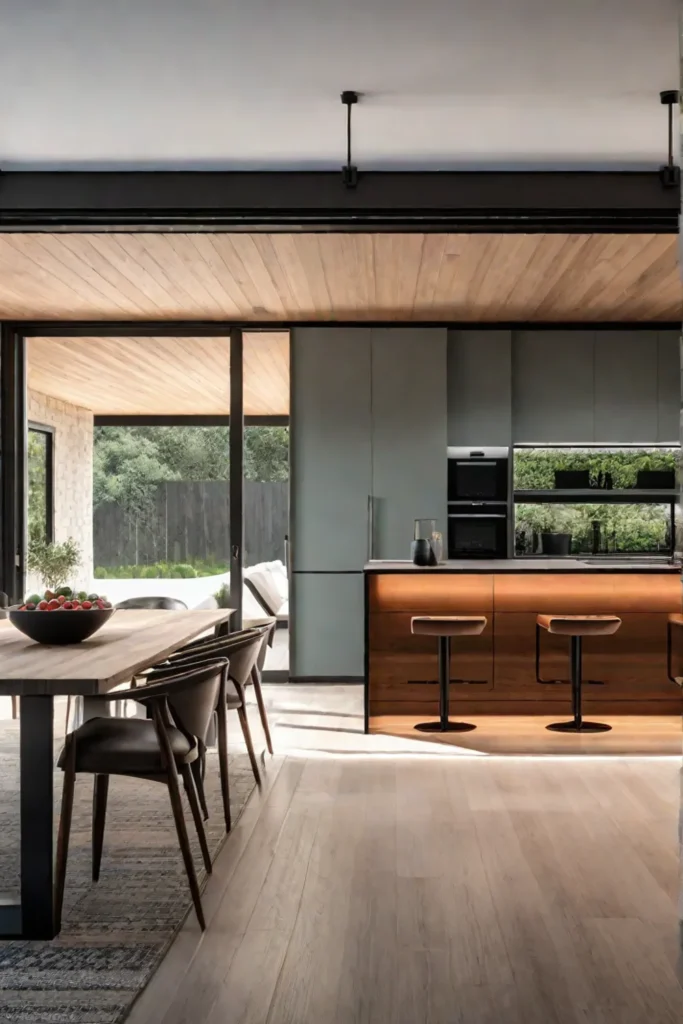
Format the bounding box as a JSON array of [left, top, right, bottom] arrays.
[[20, 694, 57, 939]]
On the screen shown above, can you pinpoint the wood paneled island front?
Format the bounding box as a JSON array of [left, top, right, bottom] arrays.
[[365, 560, 683, 731]]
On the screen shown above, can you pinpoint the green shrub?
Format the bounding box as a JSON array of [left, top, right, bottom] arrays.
[[94, 560, 228, 579]]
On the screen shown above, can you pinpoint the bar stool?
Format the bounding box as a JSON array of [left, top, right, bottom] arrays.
[[536, 614, 621, 733], [411, 615, 487, 733], [666, 613, 683, 688]]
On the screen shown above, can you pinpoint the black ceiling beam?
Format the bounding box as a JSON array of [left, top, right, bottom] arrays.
[[0, 170, 676, 233]]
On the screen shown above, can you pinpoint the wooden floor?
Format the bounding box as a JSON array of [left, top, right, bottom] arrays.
[[372, 713, 682, 755], [123, 685, 683, 1024]]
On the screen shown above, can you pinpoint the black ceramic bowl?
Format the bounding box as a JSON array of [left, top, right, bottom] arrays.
[[9, 607, 115, 645]]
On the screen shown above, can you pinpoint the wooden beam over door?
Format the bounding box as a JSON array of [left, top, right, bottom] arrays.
[[0, 233, 680, 323]]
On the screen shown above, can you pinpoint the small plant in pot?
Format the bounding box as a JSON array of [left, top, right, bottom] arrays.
[[515, 505, 573, 556]]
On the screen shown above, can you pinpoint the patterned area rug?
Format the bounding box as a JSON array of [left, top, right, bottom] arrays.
[[0, 716, 258, 1023]]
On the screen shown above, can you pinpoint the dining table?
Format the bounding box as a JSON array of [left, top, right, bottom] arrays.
[[0, 607, 234, 940]]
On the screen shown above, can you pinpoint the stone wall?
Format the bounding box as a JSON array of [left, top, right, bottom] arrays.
[[27, 390, 94, 592]]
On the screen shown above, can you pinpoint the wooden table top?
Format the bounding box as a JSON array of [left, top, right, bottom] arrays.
[[0, 608, 234, 696]]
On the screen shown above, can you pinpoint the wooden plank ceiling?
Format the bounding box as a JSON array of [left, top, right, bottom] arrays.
[[27, 333, 289, 415], [0, 233, 679, 322]]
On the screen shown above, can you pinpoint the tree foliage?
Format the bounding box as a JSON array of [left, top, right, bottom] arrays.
[[93, 425, 289, 523]]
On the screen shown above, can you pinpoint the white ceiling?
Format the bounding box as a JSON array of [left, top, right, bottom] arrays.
[[0, 0, 678, 170]]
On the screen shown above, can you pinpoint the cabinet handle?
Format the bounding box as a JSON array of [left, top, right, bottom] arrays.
[[367, 495, 374, 560]]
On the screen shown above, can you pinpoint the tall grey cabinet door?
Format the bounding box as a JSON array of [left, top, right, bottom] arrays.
[[290, 573, 365, 678], [291, 328, 372, 572], [371, 328, 448, 560]]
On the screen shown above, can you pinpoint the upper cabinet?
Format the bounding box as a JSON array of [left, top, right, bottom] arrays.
[[448, 328, 679, 447], [447, 330, 512, 446], [593, 331, 658, 443], [657, 331, 680, 443], [513, 330, 595, 443], [371, 329, 448, 560]]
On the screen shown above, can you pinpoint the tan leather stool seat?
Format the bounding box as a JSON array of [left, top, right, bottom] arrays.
[[411, 615, 487, 637], [537, 614, 621, 637]]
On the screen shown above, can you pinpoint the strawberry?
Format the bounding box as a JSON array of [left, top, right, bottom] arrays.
[[81, 600, 92, 610]]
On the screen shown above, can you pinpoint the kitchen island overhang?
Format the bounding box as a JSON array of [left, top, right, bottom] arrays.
[[364, 560, 682, 732]]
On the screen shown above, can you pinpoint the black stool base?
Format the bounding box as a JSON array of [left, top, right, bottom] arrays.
[[415, 721, 476, 734], [546, 721, 612, 734]]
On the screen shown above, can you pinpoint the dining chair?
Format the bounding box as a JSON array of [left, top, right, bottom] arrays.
[[173, 625, 272, 760], [54, 659, 228, 932], [65, 597, 190, 731], [178, 623, 274, 756], [155, 631, 267, 823]]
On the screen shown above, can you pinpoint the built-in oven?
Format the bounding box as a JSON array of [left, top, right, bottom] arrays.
[[448, 505, 509, 558], [447, 447, 509, 503]]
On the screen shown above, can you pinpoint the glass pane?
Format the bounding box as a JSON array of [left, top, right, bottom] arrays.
[[243, 331, 289, 675], [515, 446, 677, 491], [26, 335, 231, 611], [515, 503, 673, 557], [27, 429, 48, 545], [93, 424, 230, 597]]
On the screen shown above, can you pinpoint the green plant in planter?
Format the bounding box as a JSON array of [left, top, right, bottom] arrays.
[[27, 537, 81, 592]]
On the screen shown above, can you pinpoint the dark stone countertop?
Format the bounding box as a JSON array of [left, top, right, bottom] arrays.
[[364, 559, 681, 574]]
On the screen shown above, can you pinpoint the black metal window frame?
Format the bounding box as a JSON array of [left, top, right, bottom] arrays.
[[27, 421, 55, 544]]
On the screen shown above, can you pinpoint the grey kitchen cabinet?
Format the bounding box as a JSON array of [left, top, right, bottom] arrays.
[[512, 330, 595, 443], [290, 327, 373, 572], [594, 331, 658, 443], [290, 572, 365, 679], [447, 330, 512, 445], [657, 330, 680, 442], [370, 328, 448, 560]]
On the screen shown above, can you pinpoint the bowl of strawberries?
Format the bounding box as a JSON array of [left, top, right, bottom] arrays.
[[10, 588, 115, 644]]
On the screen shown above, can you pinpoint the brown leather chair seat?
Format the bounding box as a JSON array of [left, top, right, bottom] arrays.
[[58, 716, 194, 776], [411, 615, 487, 637], [537, 614, 621, 637]]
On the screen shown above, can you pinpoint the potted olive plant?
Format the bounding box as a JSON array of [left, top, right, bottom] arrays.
[[27, 537, 81, 593]]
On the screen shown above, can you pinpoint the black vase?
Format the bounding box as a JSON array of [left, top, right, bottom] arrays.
[[411, 539, 432, 566]]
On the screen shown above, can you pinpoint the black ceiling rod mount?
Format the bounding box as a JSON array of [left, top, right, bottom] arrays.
[[659, 90, 680, 189], [341, 90, 359, 188]]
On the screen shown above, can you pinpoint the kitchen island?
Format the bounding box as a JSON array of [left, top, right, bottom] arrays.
[[364, 560, 682, 731]]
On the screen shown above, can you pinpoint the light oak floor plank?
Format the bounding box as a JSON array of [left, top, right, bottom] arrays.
[[126, 685, 682, 1024]]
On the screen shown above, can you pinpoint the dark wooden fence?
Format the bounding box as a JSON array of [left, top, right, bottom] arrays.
[[94, 480, 288, 569]]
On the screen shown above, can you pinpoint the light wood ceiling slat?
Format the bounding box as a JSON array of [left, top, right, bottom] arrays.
[[27, 333, 290, 416], [0, 233, 679, 322]]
